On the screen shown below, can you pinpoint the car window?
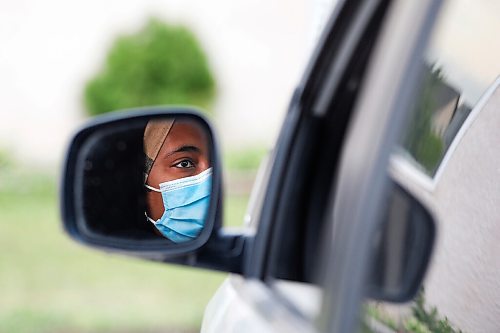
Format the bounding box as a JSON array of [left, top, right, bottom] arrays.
[[362, 0, 500, 332]]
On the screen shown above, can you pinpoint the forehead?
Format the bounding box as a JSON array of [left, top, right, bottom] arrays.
[[167, 120, 206, 141], [161, 120, 209, 152]]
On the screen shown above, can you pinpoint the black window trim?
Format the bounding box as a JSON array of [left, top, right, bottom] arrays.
[[244, 0, 390, 281]]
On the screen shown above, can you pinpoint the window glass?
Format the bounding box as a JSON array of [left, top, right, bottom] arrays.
[[363, 0, 500, 332], [400, 0, 500, 178]]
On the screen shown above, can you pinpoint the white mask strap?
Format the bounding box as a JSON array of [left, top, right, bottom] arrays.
[[144, 212, 157, 224], [145, 184, 161, 192]]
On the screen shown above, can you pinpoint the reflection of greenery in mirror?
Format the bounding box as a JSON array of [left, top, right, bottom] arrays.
[[84, 18, 216, 116], [402, 59, 478, 177], [362, 289, 464, 333], [403, 65, 446, 176]]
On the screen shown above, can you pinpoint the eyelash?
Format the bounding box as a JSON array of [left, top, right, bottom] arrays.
[[174, 159, 195, 169]]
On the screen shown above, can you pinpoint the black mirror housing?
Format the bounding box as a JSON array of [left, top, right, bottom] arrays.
[[366, 182, 436, 303], [61, 107, 225, 259]]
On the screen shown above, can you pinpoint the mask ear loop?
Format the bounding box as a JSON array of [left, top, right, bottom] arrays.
[[145, 184, 161, 192], [144, 212, 157, 224], [144, 184, 162, 224]]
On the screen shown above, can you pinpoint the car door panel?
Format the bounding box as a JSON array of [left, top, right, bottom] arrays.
[[202, 275, 317, 333]]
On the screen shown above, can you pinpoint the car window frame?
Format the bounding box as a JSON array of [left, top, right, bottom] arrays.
[[265, 0, 393, 285], [245, 0, 390, 281], [231, 0, 397, 327]]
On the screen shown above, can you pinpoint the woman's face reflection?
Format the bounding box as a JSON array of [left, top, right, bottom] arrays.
[[145, 119, 210, 221]]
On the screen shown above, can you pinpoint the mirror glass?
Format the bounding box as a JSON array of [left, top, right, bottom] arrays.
[[367, 183, 435, 302], [75, 115, 213, 245]]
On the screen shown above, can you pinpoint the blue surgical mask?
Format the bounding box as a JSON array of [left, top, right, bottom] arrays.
[[145, 168, 212, 243]]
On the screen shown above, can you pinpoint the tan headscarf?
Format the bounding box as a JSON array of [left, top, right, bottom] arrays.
[[144, 119, 175, 182]]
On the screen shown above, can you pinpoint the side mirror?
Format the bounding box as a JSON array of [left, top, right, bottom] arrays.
[[367, 182, 435, 302], [61, 107, 223, 258]]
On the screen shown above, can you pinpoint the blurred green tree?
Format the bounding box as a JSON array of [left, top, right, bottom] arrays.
[[84, 18, 216, 116]]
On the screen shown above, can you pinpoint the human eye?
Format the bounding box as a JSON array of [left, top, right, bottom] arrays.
[[174, 159, 195, 169]]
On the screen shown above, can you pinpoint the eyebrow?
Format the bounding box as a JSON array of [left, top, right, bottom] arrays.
[[165, 145, 201, 157]]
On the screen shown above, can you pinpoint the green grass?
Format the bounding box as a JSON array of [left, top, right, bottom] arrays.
[[0, 167, 249, 333]]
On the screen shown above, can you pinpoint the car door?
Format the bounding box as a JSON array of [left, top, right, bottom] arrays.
[[203, 0, 442, 332]]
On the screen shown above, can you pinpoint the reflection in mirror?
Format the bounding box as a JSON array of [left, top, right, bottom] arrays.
[[143, 119, 212, 243], [366, 182, 435, 302], [401, 63, 470, 176], [77, 116, 212, 244]]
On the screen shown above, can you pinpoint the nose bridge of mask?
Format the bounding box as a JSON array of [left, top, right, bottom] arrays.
[[159, 168, 212, 208]]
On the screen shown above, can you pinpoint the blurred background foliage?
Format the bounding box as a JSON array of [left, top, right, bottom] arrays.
[[84, 18, 216, 116], [224, 146, 268, 171]]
